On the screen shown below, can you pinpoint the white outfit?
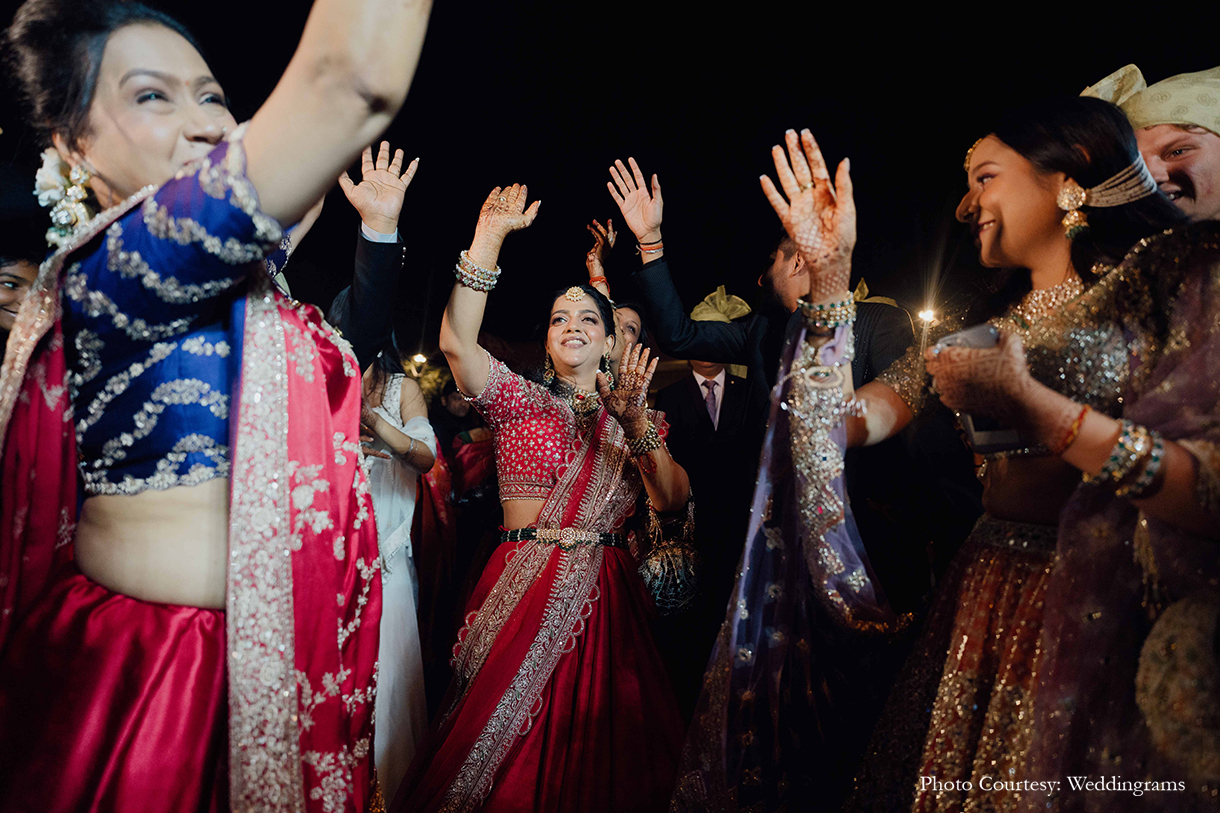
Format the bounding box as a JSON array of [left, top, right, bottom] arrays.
[[365, 373, 436, 803]]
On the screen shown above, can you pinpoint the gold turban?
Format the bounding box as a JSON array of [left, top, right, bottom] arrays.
[[690, 286, 751, 379], [1083, 64, 1220, 137], [690, 285, 751, 324]]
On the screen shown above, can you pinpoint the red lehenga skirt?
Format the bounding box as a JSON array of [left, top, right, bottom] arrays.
[[393, 539, 684, 813], [0, 565, 228, 813]]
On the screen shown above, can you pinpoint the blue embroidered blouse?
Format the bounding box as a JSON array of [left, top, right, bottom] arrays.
[[62, 137, 284, 495]]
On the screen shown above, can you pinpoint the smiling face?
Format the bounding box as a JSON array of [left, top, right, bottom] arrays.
[[58, 23, 237, 206], [0, 260, 39, 332], [956, 135, 1067, 269], [1136, 124, 1220, 221], [547, 293, 612, 379]]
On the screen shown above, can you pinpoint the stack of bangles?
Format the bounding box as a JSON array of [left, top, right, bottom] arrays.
[[797, 295, 856, 330], [626, 421, 662, 457], [454, 249, 501, 292], [1081, 418, 1167, 499], [637, 238, 663, 256]]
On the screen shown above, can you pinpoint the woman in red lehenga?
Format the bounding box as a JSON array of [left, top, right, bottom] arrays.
[[0, 0, 429, 810], [393, 184, 688, 812]]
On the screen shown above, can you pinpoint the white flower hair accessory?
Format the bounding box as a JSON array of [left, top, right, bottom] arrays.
[[34, 148, 68, 207]]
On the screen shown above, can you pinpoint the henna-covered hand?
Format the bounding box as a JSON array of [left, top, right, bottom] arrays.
[[926, 332, 1039, 427], [585, 218, 617, 278], [759, 129, 855, 302], [472, 183, 541, 244], [607, 158, 663, 243], [597, 342, 658, 438], [338, 141, 419, 235]]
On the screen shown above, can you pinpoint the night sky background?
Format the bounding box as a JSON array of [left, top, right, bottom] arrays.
[[1, 1, 1216, 360]]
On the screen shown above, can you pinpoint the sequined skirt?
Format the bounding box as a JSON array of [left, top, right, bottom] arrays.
[[0, 565, 228, 813], [846, 516, 1056, 813], [913, 517, 1056, 813]]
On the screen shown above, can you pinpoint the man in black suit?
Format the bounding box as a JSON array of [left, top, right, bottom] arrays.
[[652, 348, 753, 718]]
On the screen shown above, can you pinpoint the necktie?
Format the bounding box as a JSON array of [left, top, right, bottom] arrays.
[[702, 379, 718, 430]]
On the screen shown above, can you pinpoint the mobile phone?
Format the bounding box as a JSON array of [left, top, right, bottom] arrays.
[[932, 325, 1032, 454]]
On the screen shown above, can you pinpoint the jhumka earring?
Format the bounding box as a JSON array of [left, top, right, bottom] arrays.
[[601, 350, 614, 389], [543, 353, 555, 384], [1057, 178, 1090, 239]]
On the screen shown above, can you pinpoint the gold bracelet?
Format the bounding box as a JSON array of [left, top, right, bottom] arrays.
[[625, 421, 662, 456]]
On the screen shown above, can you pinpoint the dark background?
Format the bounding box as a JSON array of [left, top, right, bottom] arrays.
[[2, 1, 1216, 356]]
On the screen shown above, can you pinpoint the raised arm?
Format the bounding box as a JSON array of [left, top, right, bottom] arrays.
[[439, 185, 541, 397], [606, 157, 752, 363], [585, 218, 616, 300], [328, 142, 417, 368], [761, 128, 915, 446], [243, 0, 432, 224]]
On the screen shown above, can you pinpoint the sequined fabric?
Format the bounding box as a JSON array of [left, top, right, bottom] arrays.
[[60, 133, 283, 495], [878, 271, 1129, 460], [465, 349, 667, 503]]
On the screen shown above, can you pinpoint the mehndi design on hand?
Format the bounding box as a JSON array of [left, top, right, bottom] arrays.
[[586, 218, 617, 278], [760, 129, 856, 302], [597, 342, 658, 438]]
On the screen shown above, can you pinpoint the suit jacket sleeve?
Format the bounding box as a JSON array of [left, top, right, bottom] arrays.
[[327, 227, 405, 370], [633, 257, 752, 365]]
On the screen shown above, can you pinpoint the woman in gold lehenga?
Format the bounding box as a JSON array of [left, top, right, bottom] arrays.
[[675, 97, 1220, 813]]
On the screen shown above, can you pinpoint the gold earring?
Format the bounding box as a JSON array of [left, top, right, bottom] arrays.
[[1057, 178, 1089, 239], [602, 350, 614, 389], [543, 353, 555, 384]]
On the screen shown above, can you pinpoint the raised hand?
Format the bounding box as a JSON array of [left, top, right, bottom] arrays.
[[760, 129, 855, 302], [585, 218, 617, 278], [607, 158, 663, 243], [338, 141, 419, 235], [926, 332, 1035, 427], [597, 342, 658, 437], [473, 184, 541, 242]]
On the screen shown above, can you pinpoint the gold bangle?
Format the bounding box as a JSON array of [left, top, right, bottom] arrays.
[[625, 421, 662, 456]]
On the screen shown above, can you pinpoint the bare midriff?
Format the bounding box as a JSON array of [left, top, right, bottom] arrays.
[[74, 478, 230, 609], [981, 455, 1083, 527], [502, 499, 546, 531]]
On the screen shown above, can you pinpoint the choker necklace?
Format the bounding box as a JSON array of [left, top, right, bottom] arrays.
[[555, 381, 600, 418]]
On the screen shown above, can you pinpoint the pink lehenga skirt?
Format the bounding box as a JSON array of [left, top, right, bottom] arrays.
[[0, 565, 228, 813]]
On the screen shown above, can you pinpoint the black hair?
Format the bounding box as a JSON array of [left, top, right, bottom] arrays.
[[613, 299, 650, 349], [528, 283, 617, 392], [0, 164, 50, 265], [5, 0, 207, 148], [967, 96, 1187, 322], [366, 338, 407, 403], [772, 230, 797, 258]]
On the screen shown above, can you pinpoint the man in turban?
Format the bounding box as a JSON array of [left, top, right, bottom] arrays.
[[1085, 65, 1220, 221]]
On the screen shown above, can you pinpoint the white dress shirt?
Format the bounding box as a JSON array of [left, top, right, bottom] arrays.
[[691, 368, 727, 429]]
